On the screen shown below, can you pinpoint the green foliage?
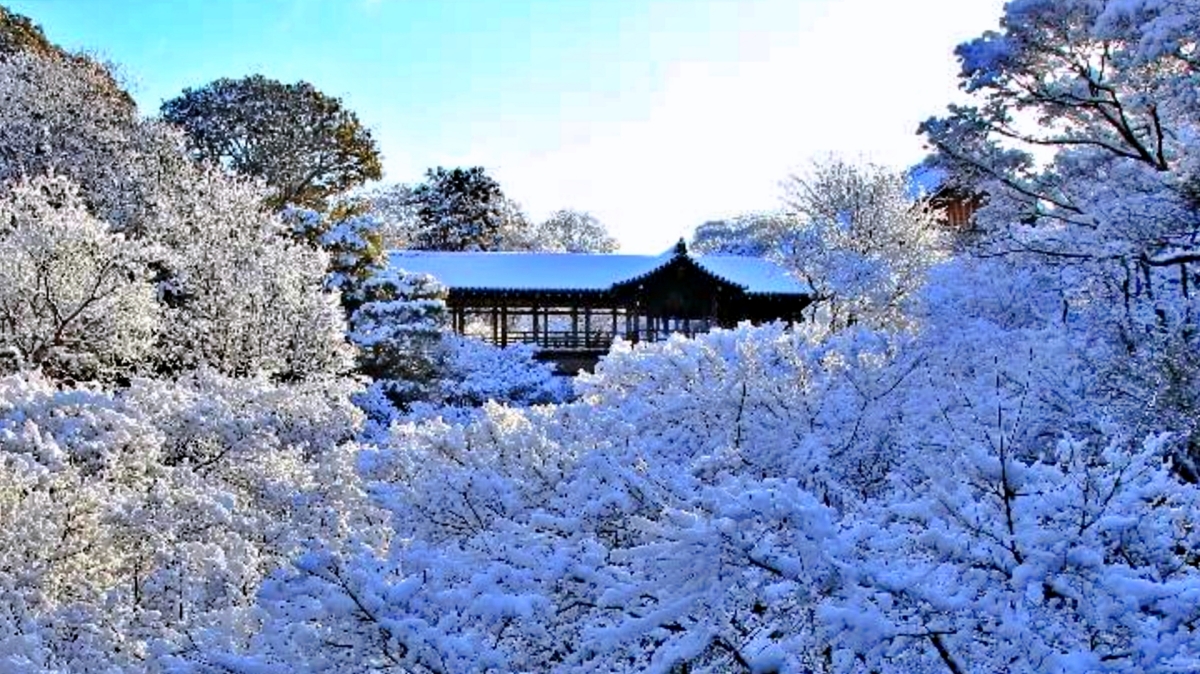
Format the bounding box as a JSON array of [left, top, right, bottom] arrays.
[[161, 74, 382, 211], [0, 5, 53, 57], [0, 4, 135, 111]]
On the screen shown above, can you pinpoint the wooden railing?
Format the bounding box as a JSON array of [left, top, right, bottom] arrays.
[[485, 325, 713, 351], [503, 330, 616, 350]]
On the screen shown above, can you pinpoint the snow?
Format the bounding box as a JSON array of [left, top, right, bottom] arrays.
[[6, 1, 1200, 671], [691, 254, 810, 295], [388, 250, 667, 291], [905, 163, 948, 198], [387, 249, 811, 295]]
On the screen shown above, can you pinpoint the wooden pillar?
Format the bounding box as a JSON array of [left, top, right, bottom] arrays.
[[500, 305, 509, 347], [491, 306, 499, 344], [571, 307, 579, 349], [611, 307, 618, 341], [583, 306, 592, 348], [532, 303, 540, 346]]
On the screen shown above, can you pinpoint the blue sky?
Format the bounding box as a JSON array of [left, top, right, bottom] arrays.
[[10, 0, 1003, 252]]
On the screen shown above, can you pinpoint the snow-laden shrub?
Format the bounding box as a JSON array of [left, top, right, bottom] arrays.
[[437, 335, 571, 408], [1, 50, 352, 382], [0, 371, 382, 672], [355, 332, 572, 434], [826, 433, 1200, 673], [234, 246, 1200, 672], [349, 269, 446, 401]]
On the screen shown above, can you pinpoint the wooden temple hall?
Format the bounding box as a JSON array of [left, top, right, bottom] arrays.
[[388, 241, 812, 370]]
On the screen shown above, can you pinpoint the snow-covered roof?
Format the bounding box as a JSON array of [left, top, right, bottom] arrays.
[[387, 249, 810, 296], [907, 164, 948, 198], [689, 254, 808, 294]]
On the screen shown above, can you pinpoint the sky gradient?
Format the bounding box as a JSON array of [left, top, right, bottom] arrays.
[[10, 0, 1005, 252]]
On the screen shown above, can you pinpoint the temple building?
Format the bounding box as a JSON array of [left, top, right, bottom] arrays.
[[388, 241, 812, 371]]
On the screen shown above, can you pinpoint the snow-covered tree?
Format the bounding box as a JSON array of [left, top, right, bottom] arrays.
[[0, 46, 352, 380], [1, 5, 54, 56], [0, 50, 148, 233], [492, 194, 539, 251], [139, 160, 352, 379], [283, 204, 387, 302], [690, 211, 798, 257], [826, 432, 1200, 674], [349, 268, 448, 415], [781, 159, 949, 331], [920, 0, 1200, 470], [408, 166, 507, 251], [359, 182, 422, 250], [919, 0, 1200, 266], [0, 368, 382, 672], [0, 175, 158, 380], [522, 208, 619, 253]]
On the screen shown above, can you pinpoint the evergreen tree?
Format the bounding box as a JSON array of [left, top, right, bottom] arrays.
[[283, 202, 387, 307], [161, 75, 382, 211], [409, 166, 506, 251], [348, 268, 448, 408]]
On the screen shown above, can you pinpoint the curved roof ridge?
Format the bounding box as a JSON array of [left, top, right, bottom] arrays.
[[609, 252, 749, 293]]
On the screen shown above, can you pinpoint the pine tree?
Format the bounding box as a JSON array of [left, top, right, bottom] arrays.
[[348, 268, 448, 407], [409, 166, 506, 251]]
